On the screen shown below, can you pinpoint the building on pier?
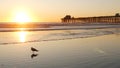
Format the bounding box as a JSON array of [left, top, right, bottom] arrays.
[[61, 13, 120, 24]]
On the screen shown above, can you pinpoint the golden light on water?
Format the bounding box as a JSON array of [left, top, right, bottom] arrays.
[[19, 31, 27, 42]]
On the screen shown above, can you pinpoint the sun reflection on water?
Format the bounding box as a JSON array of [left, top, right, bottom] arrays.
[[19, 31, 27, 42]]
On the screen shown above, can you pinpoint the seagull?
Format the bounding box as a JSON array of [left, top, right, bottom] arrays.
[[31, 47, 38, 53]]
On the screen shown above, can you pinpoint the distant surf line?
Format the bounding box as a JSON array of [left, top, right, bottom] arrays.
[[0, 24, 120, 32], [0, 30, 119, 45]]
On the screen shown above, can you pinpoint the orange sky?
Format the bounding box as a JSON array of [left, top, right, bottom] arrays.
[[0, 0, 120, 22]]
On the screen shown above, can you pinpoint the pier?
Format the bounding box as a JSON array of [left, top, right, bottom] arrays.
[[61, 13, 120, 24]]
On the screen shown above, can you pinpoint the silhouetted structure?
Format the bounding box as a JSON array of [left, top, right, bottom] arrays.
[[61, 13, 120, 24]]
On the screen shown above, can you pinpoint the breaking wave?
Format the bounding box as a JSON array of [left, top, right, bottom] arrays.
[[0, 28, 120, 45]]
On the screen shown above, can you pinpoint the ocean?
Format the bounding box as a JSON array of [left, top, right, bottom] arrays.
[[0, 26, 120, 68]]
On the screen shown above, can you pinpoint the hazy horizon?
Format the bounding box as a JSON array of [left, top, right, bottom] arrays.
[[0, 0, 120, 23]]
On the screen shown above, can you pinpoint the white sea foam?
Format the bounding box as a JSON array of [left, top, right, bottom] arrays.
[[0, 28, 120, 45]]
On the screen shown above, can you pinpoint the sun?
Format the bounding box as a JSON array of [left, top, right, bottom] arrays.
[[13, 10, 32, 23]]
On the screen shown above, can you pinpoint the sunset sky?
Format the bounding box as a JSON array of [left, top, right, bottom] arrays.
[[0, 0, 120, 22]]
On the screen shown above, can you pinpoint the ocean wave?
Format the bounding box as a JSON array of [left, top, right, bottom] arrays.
[[0, 28, 120, 45]]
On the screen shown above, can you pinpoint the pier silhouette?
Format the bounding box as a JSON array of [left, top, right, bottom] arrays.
[[61, 13, 120, 24]]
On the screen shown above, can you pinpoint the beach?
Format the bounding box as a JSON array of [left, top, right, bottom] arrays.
[[0, 27, 120, 68]]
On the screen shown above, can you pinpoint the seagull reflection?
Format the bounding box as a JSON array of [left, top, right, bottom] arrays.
[[31, 53, 38, 59]]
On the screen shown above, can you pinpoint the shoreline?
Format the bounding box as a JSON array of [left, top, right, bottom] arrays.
[[0, 24, 120, 32]]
